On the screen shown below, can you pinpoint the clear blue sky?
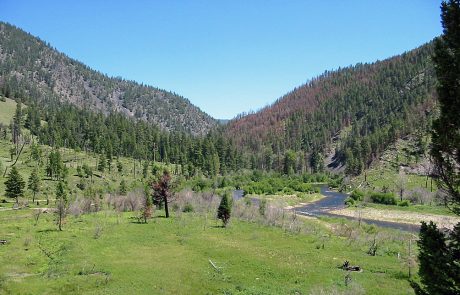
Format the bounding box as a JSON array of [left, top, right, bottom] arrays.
[[1, 0, 443, 119]]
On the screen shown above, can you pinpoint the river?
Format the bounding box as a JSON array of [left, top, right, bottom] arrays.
[[294, 186, 420, 233]]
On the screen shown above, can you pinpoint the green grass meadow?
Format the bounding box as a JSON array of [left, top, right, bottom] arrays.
[[0, 209, 416, 295]]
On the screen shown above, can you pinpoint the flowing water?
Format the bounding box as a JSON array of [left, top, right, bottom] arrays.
[[294, 186, 420, 233]]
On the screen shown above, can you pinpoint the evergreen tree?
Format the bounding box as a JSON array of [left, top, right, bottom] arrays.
[[119, 179, 127, 195], [5, 166, 25, 204], [217, 192, 232, 227], [142, 193, 153, 223], [97, 153, 106, 172], [28, 168, 41, 203], [46, 150, 63, 180], [414, 2, 460, 294], [142, 161, 149, 179], [284, 150, 296, 175], [117, 160, 123, 173], [24, 105, 41, 136], [106, 144, 113, 172], [431, 0, 460, 213], [412, 221, 460, 294], [30, 143, 43, 166], [55, 180, 68, 231], [82, 163, 93, 180], [151, 163, 162, 178], [12, 100, 22, 146]]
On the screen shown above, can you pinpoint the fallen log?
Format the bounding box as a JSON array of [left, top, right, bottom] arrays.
[[208, 259, 221, 273], [340, 260, 361, 272]]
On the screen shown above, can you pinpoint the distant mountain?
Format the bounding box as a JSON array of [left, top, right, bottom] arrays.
[[217, 119, 230, 125], [224, 42, 437, 175], [0, 22, 216, 135]]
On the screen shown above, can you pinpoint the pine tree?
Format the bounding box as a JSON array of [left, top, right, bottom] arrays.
[[431, 0, 460, 213], [5, 166, 25, 204], [117, 160, 123, 173], [413, 2, 460, 294], [217, 192, 232, 227], [412, 221, 460, 294], [142, 161, 149, 179], [30, 143, 42, 166], [284, 150, 296, 175], [119, 179, 127, 195], [46, 150, 63, 180], [97, 153, 106, 172], [55, 180, 68, 231], [12, 100, 22, 147], [28, 168, 41, 203], [143, 194, 153, 223]]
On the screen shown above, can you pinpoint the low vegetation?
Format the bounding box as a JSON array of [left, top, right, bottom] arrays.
[[0, 191, 418, 295]]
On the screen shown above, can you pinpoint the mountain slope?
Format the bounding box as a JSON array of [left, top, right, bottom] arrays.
[[225, 42, 437, 175], [0, 22, 216, 135]]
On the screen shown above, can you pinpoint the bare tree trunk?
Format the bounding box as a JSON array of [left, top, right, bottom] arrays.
[[58, 204, 62, 231], [164, 196, 169, 218]]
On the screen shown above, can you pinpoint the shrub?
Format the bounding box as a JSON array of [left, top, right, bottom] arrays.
[[350, 190, 364, 201], [282, 187, 294, 194], [192, 178, 212, 192], [370, 192, 397, 205], [182, 203, 194, 213], [344, 197, 355, 206], [259, 199, 267, 217], [397, 200, 410, 207]]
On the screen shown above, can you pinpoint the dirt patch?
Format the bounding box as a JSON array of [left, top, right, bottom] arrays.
[[6, 272, 37, 282], [330, 207, 460, 229]]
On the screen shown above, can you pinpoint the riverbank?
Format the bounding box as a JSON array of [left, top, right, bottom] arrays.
[[247, 192, 324, 208], [329, 207, 460, 230]]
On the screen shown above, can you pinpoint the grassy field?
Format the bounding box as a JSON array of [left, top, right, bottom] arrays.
[[0, 97, 436, 294], [0, 98, 18, 125], [0, 208, 417, 295], [365, 203, 455, 216]]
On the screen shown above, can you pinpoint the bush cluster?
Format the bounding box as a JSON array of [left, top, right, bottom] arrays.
[[369, 192, 397, 205]]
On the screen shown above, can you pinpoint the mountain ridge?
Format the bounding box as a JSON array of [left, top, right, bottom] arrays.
[[0, 22, 216, 135], [224, 41, 437, 175]]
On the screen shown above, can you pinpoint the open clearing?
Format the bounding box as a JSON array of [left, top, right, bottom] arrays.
[[0, 208, 417, 295]]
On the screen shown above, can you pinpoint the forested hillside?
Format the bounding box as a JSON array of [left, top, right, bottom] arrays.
[[225, 42, 437, 175], [0, 20, 439, 178], [0, 22, 216, 135]]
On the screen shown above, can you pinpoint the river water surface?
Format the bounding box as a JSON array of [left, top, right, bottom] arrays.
[[294, 186, 420, 233]]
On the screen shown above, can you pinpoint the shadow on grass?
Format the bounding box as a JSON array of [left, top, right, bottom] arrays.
[[37, 228, 58, 233], [210, 225, 225, 228]]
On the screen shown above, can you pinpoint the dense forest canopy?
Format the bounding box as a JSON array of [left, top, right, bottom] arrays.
[[225, 42, 438, 175], [0, 22, 440, 177]]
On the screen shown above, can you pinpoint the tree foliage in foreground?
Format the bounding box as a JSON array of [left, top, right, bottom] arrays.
[[412, 222, 460, 294], [431, 0, 460, 214], [414, 1, 460, 294]]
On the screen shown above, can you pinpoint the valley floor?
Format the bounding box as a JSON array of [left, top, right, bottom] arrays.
[[0, 208, 416, 295], [329, 206, 460, 230]]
